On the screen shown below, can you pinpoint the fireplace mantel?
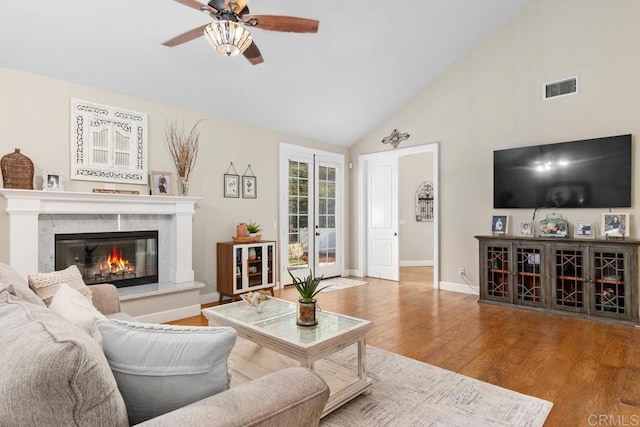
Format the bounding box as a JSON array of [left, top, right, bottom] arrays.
[[0, 189, 200, 282]]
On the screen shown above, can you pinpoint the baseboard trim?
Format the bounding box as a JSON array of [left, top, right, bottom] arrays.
[[200, 292, 221, 305], [399, 260, 434, 267], [346, 269, 364, 277], [134, 304, 201, 323], [439, 281, 479, 295]]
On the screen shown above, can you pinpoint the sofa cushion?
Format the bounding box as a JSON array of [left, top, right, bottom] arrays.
[[0, 261, 45, 306], [49, 283, 106, 343], [0, 284, 128, 426], [28, 265, 92, 306], [98, 319, 237, 425]]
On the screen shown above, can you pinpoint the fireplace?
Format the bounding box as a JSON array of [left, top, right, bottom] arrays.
[[55, 231, 159, 288]]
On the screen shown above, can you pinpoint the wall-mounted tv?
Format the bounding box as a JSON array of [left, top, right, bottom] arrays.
[[494, 134, 632, 209]]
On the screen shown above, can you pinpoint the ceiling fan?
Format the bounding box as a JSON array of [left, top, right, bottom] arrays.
[[163, 0, 319, 65]]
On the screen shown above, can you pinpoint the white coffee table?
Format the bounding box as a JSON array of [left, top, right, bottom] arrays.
[[202, 297, 372, 417]]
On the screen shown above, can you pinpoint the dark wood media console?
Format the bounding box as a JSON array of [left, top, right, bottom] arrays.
[[476, 235, 640, 324]]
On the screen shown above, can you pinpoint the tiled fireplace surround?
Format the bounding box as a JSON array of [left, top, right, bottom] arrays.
[[0, 189, 204, 322]]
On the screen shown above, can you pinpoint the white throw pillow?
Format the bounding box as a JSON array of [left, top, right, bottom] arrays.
[[49, 283, 106, 343], [28, 265, 92, 306], [97, 319, 237, 425]]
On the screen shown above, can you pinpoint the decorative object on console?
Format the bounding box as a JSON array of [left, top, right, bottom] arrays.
[[224, 162, 239, 198], [416, 181, 434, 222], [1, 148, 34, 189], [70, 98, 148, 185], [236, 222, 248, 237], [519, 221, 533, 236], [538, 213, 569, 238], [491, 215, 508, 235], [92, 189, 140, 195], [246, 220, 262, 237], [248, 247, 257, 261], [602, 213, 629, 238], [42, 171, 63, 191], [166, 119, 201, 196], [574, 221, 595, 239], [242, 164, 257, 199], [288, 269, 327, 327], [149, 171, 175, 196], [381, 128, 410, 149]]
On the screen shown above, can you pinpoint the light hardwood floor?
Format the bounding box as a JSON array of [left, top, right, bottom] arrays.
[[170, 267, 640, 426]]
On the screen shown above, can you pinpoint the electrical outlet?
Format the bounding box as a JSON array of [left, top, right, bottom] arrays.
[[458, 267, 465, 275]]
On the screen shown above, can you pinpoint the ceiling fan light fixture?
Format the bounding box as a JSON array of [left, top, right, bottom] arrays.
[[204, 20, 252, 57]]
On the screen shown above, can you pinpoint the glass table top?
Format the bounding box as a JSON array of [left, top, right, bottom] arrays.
[[206, 298, 369, 346]]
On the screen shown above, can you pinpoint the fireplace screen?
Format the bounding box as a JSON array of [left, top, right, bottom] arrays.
[[55, 231, 158, 288]]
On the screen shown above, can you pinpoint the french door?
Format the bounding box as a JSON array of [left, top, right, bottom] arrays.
[[280, 144, 344, 284]]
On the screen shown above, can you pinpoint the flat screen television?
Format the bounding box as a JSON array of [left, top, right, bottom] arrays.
[[494, 134, 632, 209]]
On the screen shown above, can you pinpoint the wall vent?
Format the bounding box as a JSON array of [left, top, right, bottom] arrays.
[[544, 77, 578, 99]]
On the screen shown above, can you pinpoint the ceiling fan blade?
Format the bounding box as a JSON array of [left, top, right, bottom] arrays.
[[243, 42, 264, 65], [243, 15, 319, 33], [174, 0, 218, 14], [162, 23, 209, 47]]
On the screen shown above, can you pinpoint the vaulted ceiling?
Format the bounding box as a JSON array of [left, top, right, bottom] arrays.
[[0, 0, 528, 147]]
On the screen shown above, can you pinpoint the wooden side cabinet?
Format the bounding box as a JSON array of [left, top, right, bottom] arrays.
[[477, 236, 639, 324], [217, 241, 276, 302]]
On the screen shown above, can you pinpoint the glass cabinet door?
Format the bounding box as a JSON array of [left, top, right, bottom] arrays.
[[551, 245, 586, 313], [484, 244, 511, 302], [590, 248, 629, 320], [514, 244, 544, 307]]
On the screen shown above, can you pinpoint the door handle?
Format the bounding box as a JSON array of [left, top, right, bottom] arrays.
[[394, 232, 398, 236], [316, 232, 320, 236]]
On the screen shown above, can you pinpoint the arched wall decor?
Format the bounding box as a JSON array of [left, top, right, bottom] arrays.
[[416, 181, 434, 222]]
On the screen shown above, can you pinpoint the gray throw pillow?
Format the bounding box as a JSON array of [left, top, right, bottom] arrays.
[[97, 319, 237, 425]]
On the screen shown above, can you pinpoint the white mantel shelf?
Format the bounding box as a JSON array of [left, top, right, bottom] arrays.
[[0, 189, 200, 215]]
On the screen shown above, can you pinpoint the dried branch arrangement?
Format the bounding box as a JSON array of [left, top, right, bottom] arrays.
[[165, 119, 202, 181]]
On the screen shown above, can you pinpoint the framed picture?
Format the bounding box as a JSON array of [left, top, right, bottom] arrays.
[[43, 172, 63, 191], [224, 174, 240, 198], [602, 213, 629, 237], [519, 221, 533, 236], [491, 215, 508, 235], [150, 171, 175, 196], [574, 221, 594, 239], [242, 175, 257, 199]]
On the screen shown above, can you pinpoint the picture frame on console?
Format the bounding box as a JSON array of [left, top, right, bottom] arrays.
[[150, 171, 175, 196], [519, 221, 533, 236], [602, 213, 629, 238], [491, 215, 508, 235], [42, 171, 63, 192], [574, 221, 595, 239]]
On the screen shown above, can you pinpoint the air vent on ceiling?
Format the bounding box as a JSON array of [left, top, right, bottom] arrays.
[[544, 77, 578, 99]]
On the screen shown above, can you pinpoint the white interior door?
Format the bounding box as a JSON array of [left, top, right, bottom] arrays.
[[366, 156, 399, 281], [280, 144, 344, 284]]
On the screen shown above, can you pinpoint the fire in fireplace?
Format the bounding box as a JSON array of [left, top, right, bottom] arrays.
[[55, 231, 159, 288]]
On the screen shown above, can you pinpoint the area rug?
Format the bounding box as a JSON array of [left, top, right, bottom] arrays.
[[320, 345, 553, 427], [319, 277, 368, 293]]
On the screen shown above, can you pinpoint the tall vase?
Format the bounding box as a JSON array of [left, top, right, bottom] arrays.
[[237, 223, 248, 237], [297, 299, 318, 326], [178, 176, 189, 196]]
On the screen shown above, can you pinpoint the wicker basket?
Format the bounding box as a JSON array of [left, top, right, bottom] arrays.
[[232, 235, 262, 243], [1, 148, 34, 189]]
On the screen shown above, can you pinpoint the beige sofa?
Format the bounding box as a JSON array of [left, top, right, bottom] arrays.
[[0, 265, 330, 426]]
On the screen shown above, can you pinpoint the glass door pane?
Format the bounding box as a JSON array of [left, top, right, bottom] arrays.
[[288, 160, 311, 273], [317, 165, 337, 271]]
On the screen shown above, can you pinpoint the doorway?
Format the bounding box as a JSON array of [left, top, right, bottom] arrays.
[[358, 143, 439, 287], [279, 143, 345, 284]]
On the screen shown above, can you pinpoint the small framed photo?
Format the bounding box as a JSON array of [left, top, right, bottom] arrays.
[[519, 221, 533, 236], [150, 171, 175, 196], [242, 175, 257, 199], [224, 174, 240, 198], [574, 221, 594, 239], [602, 213, 629, 238], [43, 172, 63, 191], [491, 215, 508, 235]]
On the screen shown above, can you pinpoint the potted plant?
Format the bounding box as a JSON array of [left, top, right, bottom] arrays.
[[246, 220, 262, 237], [288, 269, 327, 326]]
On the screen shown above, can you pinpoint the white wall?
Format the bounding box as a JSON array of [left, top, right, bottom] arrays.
[[0, 67, 349, 301], [349, 0, 640, 289], [399, 152, 433, 265]]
